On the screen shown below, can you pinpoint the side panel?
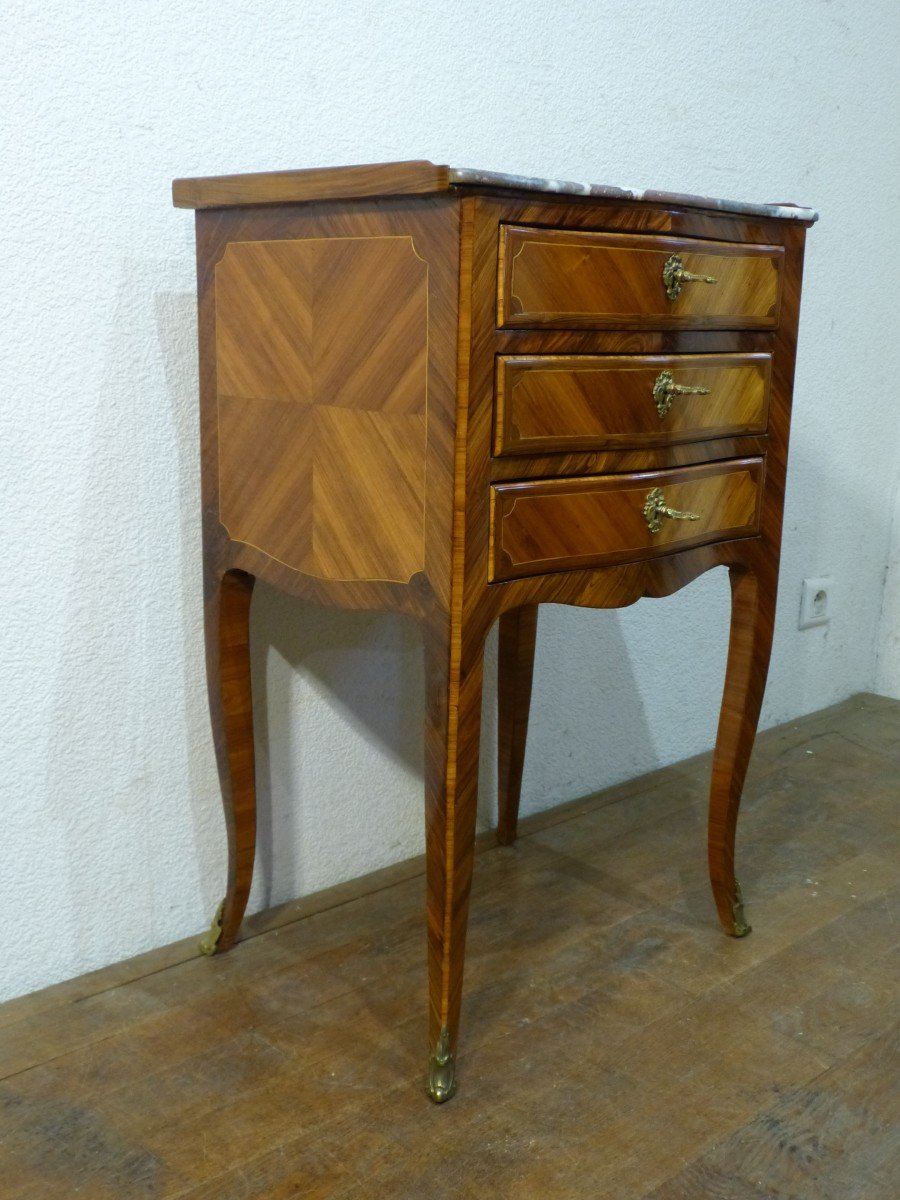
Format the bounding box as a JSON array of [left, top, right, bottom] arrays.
[[216, 234, 428, 583], [195, 196, 459, 610]]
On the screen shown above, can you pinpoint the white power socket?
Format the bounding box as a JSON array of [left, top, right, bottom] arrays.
[[799, 576, 832, 629]]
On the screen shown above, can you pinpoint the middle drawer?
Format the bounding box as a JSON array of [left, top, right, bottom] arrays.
[[494, 352, 771, 455]]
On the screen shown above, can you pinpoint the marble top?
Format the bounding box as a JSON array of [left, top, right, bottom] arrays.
[[172, 161, 818, 218], [449, 167, 818, 223]]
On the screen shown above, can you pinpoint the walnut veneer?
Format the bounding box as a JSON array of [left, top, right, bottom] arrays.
[[174, 160, 816, 1103]]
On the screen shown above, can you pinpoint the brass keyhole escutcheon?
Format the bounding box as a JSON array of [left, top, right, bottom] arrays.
[[652, 370, 712, 417], [662, 253, 718, 301], [643, 487, 700, 534]]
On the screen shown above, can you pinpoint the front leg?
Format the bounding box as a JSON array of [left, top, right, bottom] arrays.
[[708, 563, 775, 937], [200, 568, 257, 955], [423, 616, 486, 1102]]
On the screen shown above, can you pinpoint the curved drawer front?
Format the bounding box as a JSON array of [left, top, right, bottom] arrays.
[[490, 458, 764, 581], [498, 226, 783, 330], [494, 352, 771, 455]]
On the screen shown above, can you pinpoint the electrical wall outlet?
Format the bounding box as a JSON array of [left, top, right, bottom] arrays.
[[799, 576, 832, 629]]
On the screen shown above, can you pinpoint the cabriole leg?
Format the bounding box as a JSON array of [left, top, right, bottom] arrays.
[[708, 564, 775, 937], [497, 604, 539, 846], [201, 568, 257, 955]]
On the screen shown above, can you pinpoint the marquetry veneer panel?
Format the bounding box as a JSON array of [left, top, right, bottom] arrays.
[[215, 235, 428, 583]]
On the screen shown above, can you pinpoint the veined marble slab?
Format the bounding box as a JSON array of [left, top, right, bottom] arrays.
[[449, 167, 818, 223]]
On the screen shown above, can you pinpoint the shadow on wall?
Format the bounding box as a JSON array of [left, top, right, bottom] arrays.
[[33, 273, 213, 988], [249, 584, 425, 909], [247, 582, 664, 910], [156, 283, 229, 921], [518, 601, 664, 816]]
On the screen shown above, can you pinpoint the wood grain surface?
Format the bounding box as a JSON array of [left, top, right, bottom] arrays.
[[215, 233, 429, 583], [490, 458, 764, 581], [0, 694, 894, 1198], [173, 160, 451, 209], [499, 225, 784, 329], [202, 569, 256, 954], [494, 352, 771, 454], [497, 604, 539, 845]]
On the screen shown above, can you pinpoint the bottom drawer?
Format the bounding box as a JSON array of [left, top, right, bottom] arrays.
[[490, 458, 764, 581]]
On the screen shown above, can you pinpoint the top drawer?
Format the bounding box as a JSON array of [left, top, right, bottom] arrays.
[[498, 226, 784, 331]]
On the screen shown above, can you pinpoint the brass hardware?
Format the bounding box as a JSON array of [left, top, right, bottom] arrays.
[[652, 369, 712, 418], [662, 253, 718, 300], [425, 1025, 456, 1103], [198, 900, 224, 956], [731, 881, 752, 938], [642, 487, 700, 534]]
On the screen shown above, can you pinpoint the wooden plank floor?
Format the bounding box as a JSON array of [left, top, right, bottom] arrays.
[[1, 693, 897, 1198]]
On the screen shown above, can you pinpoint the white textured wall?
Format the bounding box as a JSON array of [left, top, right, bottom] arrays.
[[3, 0, 899, 1002], [876, 480, 900, 697]]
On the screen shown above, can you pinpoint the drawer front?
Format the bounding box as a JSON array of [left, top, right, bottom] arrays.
[[490, 459, 764, 581], [494, 352, 771, 455], [498, 226, 783, 330]]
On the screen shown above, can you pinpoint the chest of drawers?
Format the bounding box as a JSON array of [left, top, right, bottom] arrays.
[[173, 161, 816, 1102]]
